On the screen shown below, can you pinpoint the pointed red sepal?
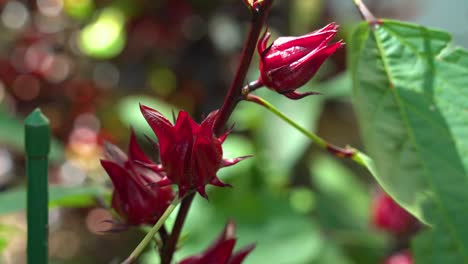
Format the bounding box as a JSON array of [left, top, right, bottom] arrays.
[[228, 244, 256, 264], [282, 91, 320, 100], [258, 29, 271, 55], [179, 221, 255, 264], [222, 155, 253, 167], [156, 176, 172, 187], [196, 185, 209, 200], [140, 104, 174, 153], [219, 123, 235, 143], [134, 160, 164, 172], [128, 128, 154, 165], [144, 134, 159, 149], [211, 177, 232, 188]]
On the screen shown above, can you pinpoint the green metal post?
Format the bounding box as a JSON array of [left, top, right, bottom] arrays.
[[25, 108, 50, 264]]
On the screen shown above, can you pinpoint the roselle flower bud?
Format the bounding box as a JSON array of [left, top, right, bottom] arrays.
[[140, 104, 250, 198], [100, 130, 174, 226], [257, 23, 343, 99], [384, 250, 413, 264], [372, 191, 419, 235], [179, 221, 255, 264]]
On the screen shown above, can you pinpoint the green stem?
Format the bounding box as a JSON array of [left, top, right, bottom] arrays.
[[160, 192, 195, 264], [246, 94, 368, 167], [352, 0, 379, 25], [122, 197, 180, 264]]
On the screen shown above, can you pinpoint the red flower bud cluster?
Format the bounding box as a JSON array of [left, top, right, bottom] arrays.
[[371, 191, 419, 264], [257, 23, 343, 99], [101, 130, 175, 226], [140, 104, 250, 198], [179, 221, 255, 264], [384, 250, 413, 264], [371, 191, 419, 235]]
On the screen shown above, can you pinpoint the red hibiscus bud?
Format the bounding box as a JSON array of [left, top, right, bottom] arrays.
[[140, 104, 250, 198], [243, 0, 267, 9], [100, 130, 174, 226], [257, 23, 343, 99], [372, 190, 419, 235], [384, 250, 413, 264], [179, 221, 255, 264]]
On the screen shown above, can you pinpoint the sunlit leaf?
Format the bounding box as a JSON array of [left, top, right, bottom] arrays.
[[350, 19, 468, 262]]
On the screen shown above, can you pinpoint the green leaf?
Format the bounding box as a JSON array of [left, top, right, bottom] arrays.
[[175, 190, 325, 264], [350, 19, 468, 262], [310, 155, 387, 264], [310, 155, 371, 230], [0, 185, 107, 215]]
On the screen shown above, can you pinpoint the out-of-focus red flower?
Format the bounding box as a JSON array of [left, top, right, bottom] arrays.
[[372, 191, 419, 235], [257, 23, 343, 99], [100, 130, 174, 226], [179, 221, 255, 264], [140, 104, 249, 198], [384, 250, 413, 264]]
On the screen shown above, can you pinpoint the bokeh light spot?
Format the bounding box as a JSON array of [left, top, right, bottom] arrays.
[[37, 0, 64, 17], [12, 75, 40, 101], [1, 1, 29, 30], [0, 148, 13, 186], [290, 187, 316, 214], [59, 161, 87, 186], [148, 67, 176, 96], [74, 112, 101, 132], [85, 208, 113, 235], [78, 8, 126, 59], [43, 54, 72, 83], [93, 62, 119, 88], [64, 0, 94, 19], [0, 81, 5, 103]]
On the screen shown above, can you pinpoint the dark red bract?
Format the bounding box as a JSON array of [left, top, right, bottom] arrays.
[[140, 104, 249, 198], [179, 221, 255, 264], [100, 130, 174, 226], [257, 23, 343, 99], [372, 191, 419, 235], [384, 250, 413, 264]]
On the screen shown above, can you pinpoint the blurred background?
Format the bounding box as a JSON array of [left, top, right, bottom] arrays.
[[0, 0, 466, 263]]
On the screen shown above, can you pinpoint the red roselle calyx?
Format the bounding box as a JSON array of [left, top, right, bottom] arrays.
[[140, 104, 250, 199], [243, 0, 266, 9], [179, 221, 255, 264], [257, 23, 343, 99], [100, 130, 174, 226], [372, 191, 419, 235], [384, 250, 413, 264]]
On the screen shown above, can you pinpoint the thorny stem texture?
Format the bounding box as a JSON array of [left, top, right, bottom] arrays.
[[213, 0, 273, 136], [160, 192, 196, 264]]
